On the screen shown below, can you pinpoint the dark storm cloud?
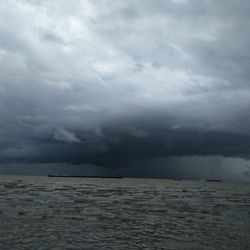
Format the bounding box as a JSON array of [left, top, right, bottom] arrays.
[[0, 0, 250, 170]]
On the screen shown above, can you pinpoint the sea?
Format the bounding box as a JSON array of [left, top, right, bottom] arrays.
[[0, 175, 249, 250]]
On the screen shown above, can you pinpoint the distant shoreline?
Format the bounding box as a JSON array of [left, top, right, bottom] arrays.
[[47, 175, 223, 182], [48, 175, 123, 179]]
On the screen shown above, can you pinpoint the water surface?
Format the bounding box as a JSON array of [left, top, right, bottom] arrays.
[[0, 176, 249, 249]]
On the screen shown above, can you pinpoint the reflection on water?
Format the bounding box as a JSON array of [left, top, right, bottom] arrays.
[[0, 176, 249, 249]]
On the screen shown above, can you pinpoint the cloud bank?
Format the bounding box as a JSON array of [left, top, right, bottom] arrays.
[[0, 0, 250, 174]]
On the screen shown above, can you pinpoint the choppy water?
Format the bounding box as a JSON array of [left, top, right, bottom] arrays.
[[0, 176, 249, 250]]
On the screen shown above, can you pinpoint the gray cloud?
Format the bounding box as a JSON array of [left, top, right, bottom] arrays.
[[0, 0, 250, 178], [54, 129, 81, 144]]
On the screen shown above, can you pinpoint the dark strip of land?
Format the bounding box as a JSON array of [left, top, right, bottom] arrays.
[[48, 175, 123, 179]]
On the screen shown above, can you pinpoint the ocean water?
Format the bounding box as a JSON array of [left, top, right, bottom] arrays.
[[0, 175, 249, 250]]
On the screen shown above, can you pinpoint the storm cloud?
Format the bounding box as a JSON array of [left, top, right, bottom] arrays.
[[0, 0, 250, 177]]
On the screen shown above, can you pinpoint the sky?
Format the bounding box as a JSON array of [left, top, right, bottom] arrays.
[[0, 0, 250, 180]]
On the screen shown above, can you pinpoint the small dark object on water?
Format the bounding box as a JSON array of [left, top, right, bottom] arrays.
[[206, 179, 222, 182]]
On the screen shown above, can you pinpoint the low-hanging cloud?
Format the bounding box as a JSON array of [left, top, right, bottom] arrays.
[[54, 129, 81, 144]]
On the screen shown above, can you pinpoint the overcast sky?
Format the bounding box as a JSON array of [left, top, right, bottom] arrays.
[[0, 0, 250, 180]]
